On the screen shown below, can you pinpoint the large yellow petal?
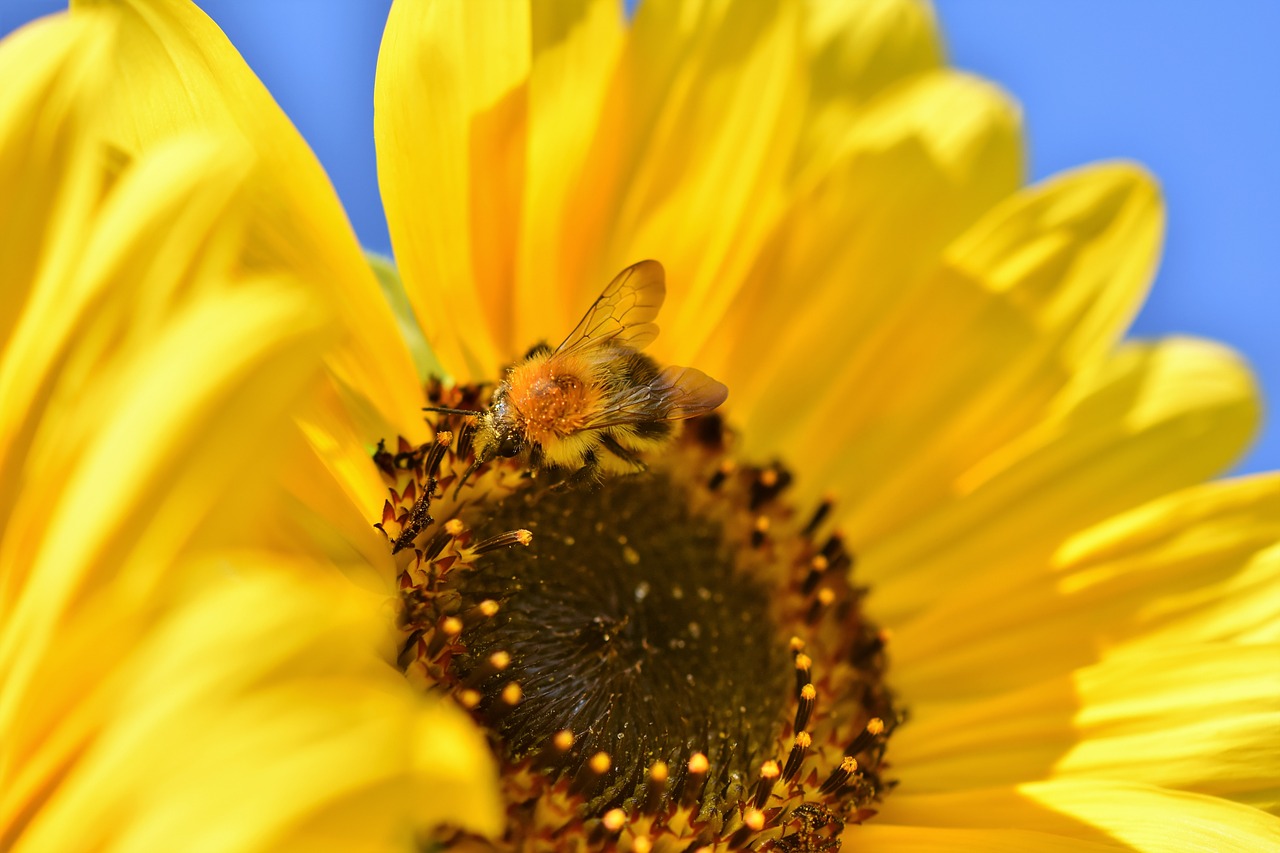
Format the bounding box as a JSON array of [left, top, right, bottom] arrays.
[[788, 164, 1163, 542], [0, 16, 500, 846], [514, 0, 625, 349], [71, 0, 424, 434], [376, 0, 531, 381], [9, 567, 501, 853], [890, 473, 1280, 700], [892, 644, 1280, 809], [868, 337, 1260, 626], [874, 781, 1280, 851], [797, 0, 943, 179], [571, 0, 806, 352], [702, 70, 1023, 443]]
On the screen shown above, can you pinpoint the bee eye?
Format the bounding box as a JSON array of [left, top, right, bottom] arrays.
[[497, 435, 522, 457]]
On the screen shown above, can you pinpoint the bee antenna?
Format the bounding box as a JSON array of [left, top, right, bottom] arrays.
[[423, 405, 479, 416]]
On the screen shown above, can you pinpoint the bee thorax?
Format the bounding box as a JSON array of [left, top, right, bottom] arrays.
[[508, 360, 596, 442]]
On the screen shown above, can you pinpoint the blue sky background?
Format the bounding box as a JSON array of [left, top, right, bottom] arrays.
[[4, 1, 1277, 473]]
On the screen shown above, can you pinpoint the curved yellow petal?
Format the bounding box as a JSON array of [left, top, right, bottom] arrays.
[[704, 70, 1023, 450], [892, 644, 1280, 810], [890, 473, 1280, 700], [797, 0, 943, 178], [375, 0, 530, 380], [869, 337, 1260, 626], [1, 18, 501, 847], [579, 0, 806, 356], [71, 0, 424, 433], [10, 567, 501, 853], [514, 0, 624, 349], [875, 782, 1280, 851], [793, 164, 1163, 543]]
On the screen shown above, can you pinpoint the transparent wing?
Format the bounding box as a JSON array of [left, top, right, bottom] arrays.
[[587, 365, 729, 429], [555, 260, 666, 356]]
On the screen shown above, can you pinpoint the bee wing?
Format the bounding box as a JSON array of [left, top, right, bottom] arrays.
[[555, 260, 666, 356], [588, 365, 728, 428]]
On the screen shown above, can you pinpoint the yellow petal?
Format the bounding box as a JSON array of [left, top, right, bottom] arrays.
[[890, 473, 1280, 701], [514, 0, 625, 349], [10, 567, 501, 853], [869, 337, 1260, 627], [71, 0, 424, 433], [874, 781, 1280, 851], [581, 0, 806, 354], [704, 70, 1023, 449], [375, 0, 531, 380], [803, 0, 940, 102], [797, 164, 1163, 544], [892, 644, 1280, 810], [797, 0, 943, 177]]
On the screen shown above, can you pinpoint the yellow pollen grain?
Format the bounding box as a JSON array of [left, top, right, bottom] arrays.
[[444, 518, 465, 536], [489, 650, 511, 670], [817, 588, 836, 605], [479, 599, 500, 616], [744, 808, 765, 831], [794, 653, 812, 672], [867, 717, 885, 735], [801, 683, 816, 701], [795, 731, 812, 748], [841, 756, 858, 772], [435, 430, 453, 446], [753, 515, 770, 533], [501, 682, 523, 705], [440, 616, 463, 637], [760, 469, 779, 487], [789, 636, 806, 653], [688, 752, 709, 774], [760, 760, 780, 780], [602, 808, 626, 832], [649, 761, 669, 783], [633, 839, 652, 853], [810, 555, 829, 571], [553, 729, 575, 751], [590, 751, 612, 774], [515, 529, 533, 546], [457, 689, 481, 709]]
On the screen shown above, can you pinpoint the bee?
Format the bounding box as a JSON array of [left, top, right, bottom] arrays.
[[427, 260, 728, 489]]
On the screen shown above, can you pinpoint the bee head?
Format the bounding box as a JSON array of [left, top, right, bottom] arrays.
[[473, 393, 525, 464], [494, 429, 525, 458]]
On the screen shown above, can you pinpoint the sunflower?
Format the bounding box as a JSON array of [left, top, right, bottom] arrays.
[[5, 1, 1280, 852]]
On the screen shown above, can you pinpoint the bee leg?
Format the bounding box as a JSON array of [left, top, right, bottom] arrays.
[[550, 450, 603, 491], [599, 434, 648, 474]]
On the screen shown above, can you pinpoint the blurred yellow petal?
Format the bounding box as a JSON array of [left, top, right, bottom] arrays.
[[803, 0, 941, 103], [515, 0, 624, 347], [0, 14, 499, 849], [71, 0, 424, 434], [12, 568, 500, 853], [892, 644, 1280, 810], [376, 0, 530, 380], [875, 782, 1280, 851]]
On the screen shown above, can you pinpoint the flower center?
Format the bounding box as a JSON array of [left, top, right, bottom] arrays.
[[450, 472, 791, 814], [377, 388, 900, 852]]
